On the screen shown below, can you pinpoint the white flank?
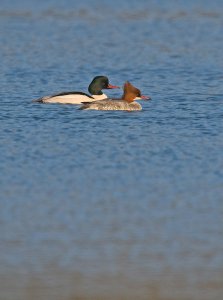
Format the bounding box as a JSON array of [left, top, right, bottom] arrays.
[[42, 93, 108, 104], [91, 93, 108, 101], [43, 94, 93, 104]]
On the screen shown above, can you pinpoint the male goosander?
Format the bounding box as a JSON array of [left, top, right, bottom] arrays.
[[79, 81, 150, 111], [33, 76, 119, 104]]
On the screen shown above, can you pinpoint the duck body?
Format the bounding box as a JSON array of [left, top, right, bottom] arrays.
[[80, 99, 142, 111], [33, 76, 119, 104], [80, 81, 150, 111], [35, 91, 106, 104]]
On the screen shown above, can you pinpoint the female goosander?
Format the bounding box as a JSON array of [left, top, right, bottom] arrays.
[[79, 81, 150, 111], [33, 76, 119, 104]]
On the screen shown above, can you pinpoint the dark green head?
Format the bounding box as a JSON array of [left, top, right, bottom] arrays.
[[88, 76, 119, 95]]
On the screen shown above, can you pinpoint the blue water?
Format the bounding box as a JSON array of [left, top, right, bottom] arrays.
[[0, 1, 223, 299]]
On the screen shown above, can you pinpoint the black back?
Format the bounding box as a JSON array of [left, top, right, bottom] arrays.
[[50, 91, 94, 99]]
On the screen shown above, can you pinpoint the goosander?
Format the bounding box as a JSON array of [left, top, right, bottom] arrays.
[[79, 81, 150, 111], [33, 76, 119, 104]]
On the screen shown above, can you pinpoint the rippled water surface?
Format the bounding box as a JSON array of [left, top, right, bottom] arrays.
[[0, 0, 223, 299]]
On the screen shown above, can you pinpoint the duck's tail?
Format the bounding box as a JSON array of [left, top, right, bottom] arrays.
[[32, 95, 52, 103], [32, 98, 43, 103], [78, 102, 92, 110]]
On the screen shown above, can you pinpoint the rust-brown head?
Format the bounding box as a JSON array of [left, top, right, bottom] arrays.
[[122, 81, 151, 103]]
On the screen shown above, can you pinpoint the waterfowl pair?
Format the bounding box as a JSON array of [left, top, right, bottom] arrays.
[[80, 82, 150, 111], [34, 76, 119, 104]]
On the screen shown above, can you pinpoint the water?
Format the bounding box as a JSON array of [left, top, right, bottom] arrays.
[[0, 1, 223, 299]]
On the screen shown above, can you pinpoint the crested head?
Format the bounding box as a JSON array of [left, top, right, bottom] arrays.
[[88, 76, 119, 95], [91, 76, 109, 86], [88, 76, 109, 95], [122, 81, 142, 103]]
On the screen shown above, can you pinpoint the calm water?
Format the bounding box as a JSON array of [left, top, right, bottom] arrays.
[[0, 0, 223, 299]]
